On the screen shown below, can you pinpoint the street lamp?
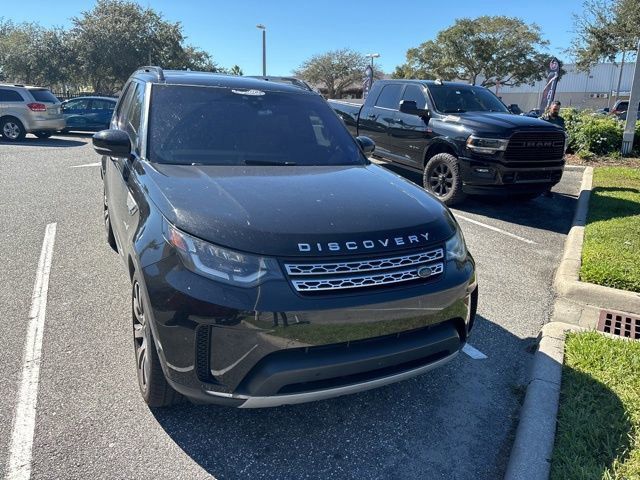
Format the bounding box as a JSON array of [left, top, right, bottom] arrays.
[[365, 53, 380, 68], [256, 24, 266, 76]]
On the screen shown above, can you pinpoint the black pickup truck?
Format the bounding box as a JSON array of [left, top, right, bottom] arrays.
[[330, 80, 567, 205]]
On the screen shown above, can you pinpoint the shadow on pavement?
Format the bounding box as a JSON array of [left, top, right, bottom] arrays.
[[379, 162, 579, 235], [151, 315, 537, 480]]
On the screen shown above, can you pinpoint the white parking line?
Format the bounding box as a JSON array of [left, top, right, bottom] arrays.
[[69, 162, 100, 168], [462, 343, 488, 360], [6, 223, 57, 480], [454, 213, 538, 245]]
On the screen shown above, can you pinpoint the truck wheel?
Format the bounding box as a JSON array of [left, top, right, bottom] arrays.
[[1, 117, 26, 142], [424, 153, 466, 206], [132, 274, 183, 408], [103, 190, 118, 252]]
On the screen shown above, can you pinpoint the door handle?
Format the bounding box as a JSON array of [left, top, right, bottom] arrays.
[[367, 114, 376, 119]]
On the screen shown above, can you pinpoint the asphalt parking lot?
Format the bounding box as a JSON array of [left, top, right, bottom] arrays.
[[0, 135, 583, 480]]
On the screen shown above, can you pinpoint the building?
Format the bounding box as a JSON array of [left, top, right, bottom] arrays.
[[496, 62, 636, 111]]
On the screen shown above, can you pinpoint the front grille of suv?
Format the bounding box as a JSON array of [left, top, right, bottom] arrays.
[[284, 247, 445, 293], [504, 131, 565, 162]]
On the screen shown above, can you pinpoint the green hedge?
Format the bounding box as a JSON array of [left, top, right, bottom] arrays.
[[561, 108, 640, 159]]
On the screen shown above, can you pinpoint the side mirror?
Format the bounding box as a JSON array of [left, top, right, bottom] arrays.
[[356, 136, 375, 154], [399, 100, 430, 118], [92, 129, 131, 158]]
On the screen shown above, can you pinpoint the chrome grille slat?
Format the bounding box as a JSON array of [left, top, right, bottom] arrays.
[[285, 248, 444, 275], [291, 264, 444, 292]]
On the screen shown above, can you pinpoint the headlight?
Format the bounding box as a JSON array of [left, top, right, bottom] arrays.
[[445, 226, 468, 262], [466, 135, 509, 154], [163, 219, 283, 287]]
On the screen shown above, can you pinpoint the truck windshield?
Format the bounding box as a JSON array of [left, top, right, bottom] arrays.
[[148, 85, 365, 166], [428, 84, 509, 114]]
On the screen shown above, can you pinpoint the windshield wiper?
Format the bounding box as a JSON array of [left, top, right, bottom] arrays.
[[442, 109, 466, 113], [243, 159, 297, 166]]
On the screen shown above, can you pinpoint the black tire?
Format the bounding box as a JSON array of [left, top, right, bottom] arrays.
[[103, 190, 118, 252], [34, 131, 53, 139], [423, 153, 466, 206], [1, 117, 26, 142], [132, 274, 182, 407]]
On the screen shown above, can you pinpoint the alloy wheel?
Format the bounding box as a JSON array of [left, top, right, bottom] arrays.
[[429, 162, 454, 196], [3, 122, 21, 140], [132, 281, 150, 393]]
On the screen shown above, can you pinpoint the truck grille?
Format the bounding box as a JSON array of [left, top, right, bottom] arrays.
[[284, 247, 444, 293], [505, 131, 565, 162]]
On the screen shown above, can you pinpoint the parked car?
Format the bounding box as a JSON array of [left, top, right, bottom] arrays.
[[0, 84, 65, 141], [610, 100, 640, 120], [329, 80, 566, 205], [62, 96, 117, 132], [94, 66, 478, 408], [593, 107, 610, 115], [507, 104, 522, 115], [523, 108, 542, 118]]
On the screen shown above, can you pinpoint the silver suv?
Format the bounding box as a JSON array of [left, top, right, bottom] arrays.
[[0, 84, 65, 141]]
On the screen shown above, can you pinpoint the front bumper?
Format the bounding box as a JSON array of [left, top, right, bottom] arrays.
[[459, 155, 564, 194], [140, 252, 477, 407]]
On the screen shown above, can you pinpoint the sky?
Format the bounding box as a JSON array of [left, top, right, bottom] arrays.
[[9, 0, 586, 75]]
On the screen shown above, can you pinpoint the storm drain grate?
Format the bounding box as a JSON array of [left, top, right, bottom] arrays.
[[597, 310, 640, 340]]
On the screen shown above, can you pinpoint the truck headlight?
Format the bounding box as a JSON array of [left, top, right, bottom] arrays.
[[445, 226, 468, 262], [163, 220, 283, 287], [466, 135, 509, 154]]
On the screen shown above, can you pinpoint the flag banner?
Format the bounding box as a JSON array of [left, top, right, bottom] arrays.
[[539, 58, 560, 112], [363, 65, 374, 99]]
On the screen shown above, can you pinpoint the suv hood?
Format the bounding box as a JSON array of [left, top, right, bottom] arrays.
[[141, 162, 457, 257]]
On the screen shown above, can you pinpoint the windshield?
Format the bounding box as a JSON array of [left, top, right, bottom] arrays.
[[428, 84, 509, 113], [148, 85, 364, 166]]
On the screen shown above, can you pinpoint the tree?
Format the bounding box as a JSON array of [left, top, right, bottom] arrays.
[[0, 20, 72, 87], [570, 0, 639, 69], [294, 49, 381, 98], [393, 16, 549, 87], [229, 65, 243, 76], [70, 0, 221, 93]]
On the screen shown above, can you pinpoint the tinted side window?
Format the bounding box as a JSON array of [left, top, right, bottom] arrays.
[[65, 99, 90, 110], [91, 99, 116, 111], [374, 84, 403, 110], [115, 83, 135, 125], [0, 89, 24, 102], [402, 85, 427, 109], [125, 83, 145, 150]]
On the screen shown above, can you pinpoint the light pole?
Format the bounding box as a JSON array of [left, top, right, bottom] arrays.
[[365, 53, 380, 68], [256, 24, 266, 76]]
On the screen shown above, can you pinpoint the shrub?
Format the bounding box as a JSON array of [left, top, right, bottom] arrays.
[[572, 114, 623, 155]]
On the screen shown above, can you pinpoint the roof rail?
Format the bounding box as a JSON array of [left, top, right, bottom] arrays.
[[139, 65, 165, 82]]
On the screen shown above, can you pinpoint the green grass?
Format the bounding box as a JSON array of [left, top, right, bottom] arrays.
[[580, 167, 640, 293], [550, 332, 640, 480]]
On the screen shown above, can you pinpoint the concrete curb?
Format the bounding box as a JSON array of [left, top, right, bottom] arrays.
[[553, 167, 640, 316], [504, 322, 584, 480]]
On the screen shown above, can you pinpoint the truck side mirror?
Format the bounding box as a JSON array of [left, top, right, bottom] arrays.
[[399, 100, 430, 118], [356, 136, 375, 154]]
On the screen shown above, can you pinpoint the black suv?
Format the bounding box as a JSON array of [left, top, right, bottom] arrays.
[[94, 67, 478, 408]]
